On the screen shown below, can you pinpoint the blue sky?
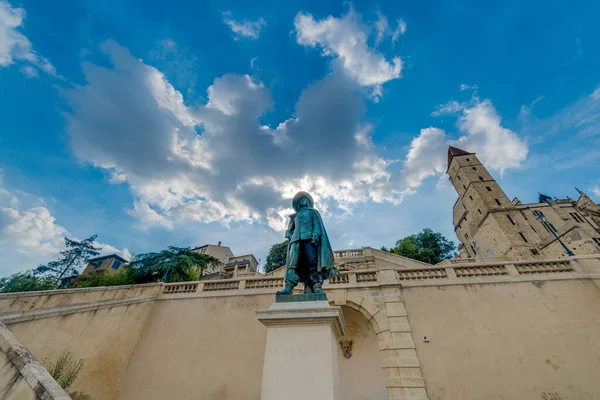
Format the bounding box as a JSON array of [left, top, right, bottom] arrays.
[[1, 0, 599, 275]]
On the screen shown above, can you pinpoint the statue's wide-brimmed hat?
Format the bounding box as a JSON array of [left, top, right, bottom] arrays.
[[292, 191, 314, 211]]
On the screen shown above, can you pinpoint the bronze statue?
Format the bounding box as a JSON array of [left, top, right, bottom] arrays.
[[276, 191, 337, 295]]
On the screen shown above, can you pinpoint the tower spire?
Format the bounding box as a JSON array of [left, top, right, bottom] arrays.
[[447, 146, 475, 171]]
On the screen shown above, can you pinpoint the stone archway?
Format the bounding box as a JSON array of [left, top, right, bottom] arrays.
[[337, 305, 388, 399], [329, 289, 429, 400]]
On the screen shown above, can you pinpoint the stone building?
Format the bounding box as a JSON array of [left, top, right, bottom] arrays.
[[82, 254, 128, 275], [192, 242, 259, 277], [448, 146, 600, 260]]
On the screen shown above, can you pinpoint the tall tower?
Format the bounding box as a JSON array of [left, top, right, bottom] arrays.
[[447, 147, 541, 259]]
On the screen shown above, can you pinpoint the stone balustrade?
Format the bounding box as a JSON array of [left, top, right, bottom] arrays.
[[159, 256, 599, 296], [334, 248, 365, 258], [398, 268, 448, 280]]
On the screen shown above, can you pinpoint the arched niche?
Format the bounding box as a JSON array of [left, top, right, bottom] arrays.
[[337, 306, 388, 400]]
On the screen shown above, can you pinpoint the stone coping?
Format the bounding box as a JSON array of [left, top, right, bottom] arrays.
[[0, 282, 161, 299], [0, 295, 156, 324]]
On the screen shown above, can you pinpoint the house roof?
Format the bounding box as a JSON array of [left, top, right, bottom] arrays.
[[447, 146, 475, 171], [87, 254, 128, 263]]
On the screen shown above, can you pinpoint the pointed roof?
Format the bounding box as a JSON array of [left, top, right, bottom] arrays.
[[538, 193, 553, 204], [447, 146, 475, 170]]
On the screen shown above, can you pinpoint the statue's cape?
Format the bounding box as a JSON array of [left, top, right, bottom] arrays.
[[286, 208, 336, 278]]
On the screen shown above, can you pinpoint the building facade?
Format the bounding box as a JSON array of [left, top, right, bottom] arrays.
[[448, 146, 600, 260], [82, 254, 128, 275]]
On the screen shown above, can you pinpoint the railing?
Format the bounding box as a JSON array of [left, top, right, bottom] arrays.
[[398, 269, 447, 280], [356, 272, 377, 283], [334, 249, 364, 258], [245, 278, 284, 289], [454, 265, 508, 277], [329, 273, 349, 284], [163, 283, 198, 293], [204, 281, 240, 291], [159, 257, 590, 296], [515, 261, 573, 274]]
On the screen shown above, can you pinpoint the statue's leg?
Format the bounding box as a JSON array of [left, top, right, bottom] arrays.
[[306, 242, 324, 294], [277, 242, 300, 295]]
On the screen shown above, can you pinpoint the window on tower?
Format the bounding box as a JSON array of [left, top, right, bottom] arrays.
[[472, 167, 476, 170], [519, 232, 528, 243], [466, 158, 470, 161], [495, 199, 501, 206], [486, 186, 492, 191], [465, 233, 469, 239], [457, 175, 461, 180], [469, 195, 473, 200], [478, 209, 482, 215], [478, 176, 484, 181], [463, 184, 466, 190], [507, 215, 515, 225]]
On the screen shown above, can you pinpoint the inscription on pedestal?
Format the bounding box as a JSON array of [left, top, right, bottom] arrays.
[[270, 345, 326, 358]]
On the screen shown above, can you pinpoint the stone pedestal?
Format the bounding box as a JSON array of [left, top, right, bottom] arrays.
[[256, 300, 346, 400]]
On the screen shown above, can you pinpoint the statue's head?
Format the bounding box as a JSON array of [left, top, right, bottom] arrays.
[[292, 191, 314, 212]]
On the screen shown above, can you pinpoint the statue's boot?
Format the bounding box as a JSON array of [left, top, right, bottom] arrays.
[[312, 282, 324, 294], [310, 272, 324, 294], [276, 280, 296, 295]]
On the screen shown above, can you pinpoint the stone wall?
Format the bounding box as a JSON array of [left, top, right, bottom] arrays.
[[1, 255, 599, 400], [402, 279, 600, 400], [0, 284, 161, 400]]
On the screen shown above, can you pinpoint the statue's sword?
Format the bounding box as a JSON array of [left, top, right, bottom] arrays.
[[330, 267, 348, 282]]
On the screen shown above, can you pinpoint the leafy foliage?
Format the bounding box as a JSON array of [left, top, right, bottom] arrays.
[[383, 229, 455, 264], [69, 269, 134, 288], [127, 246, 221, 283], [0, 271, 56, 293], [34, 235, 101, 283], [43, 352, 84, 389], [264, 241, 288, 273]]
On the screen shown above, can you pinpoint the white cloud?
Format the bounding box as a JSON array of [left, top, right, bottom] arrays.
[[402, 127, 447, 192], [591, 186, 600, 197], [0, 0, 57, 77], [402, 96, 528, 189], [391, 19, 406, 43], [294, 8, 402, 99], [454, 99, 528, 174], [62, 41, 402, 233], [0, 172, 130, 276], [459, 83, 478, 92], [222, 11, 265, 40], [375, 11, 389, 46], [0, 206, 66, 256], [375, 12, 405, 46]]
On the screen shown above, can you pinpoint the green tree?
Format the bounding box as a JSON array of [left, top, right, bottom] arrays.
[[34, 235, 102, 285], [68, 269, 134, 289], [383, 229, 455, 264], [127, 246, 221, 283], [0, 271, 56, 293], [264, 241, 288, 273]]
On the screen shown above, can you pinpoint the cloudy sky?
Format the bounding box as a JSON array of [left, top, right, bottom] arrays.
[[1, 0, 599, 276]]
